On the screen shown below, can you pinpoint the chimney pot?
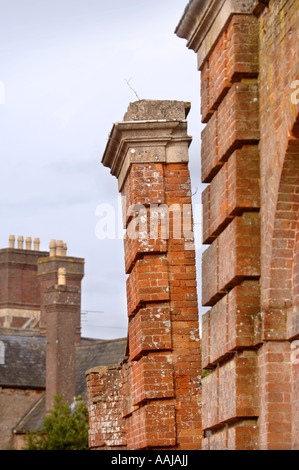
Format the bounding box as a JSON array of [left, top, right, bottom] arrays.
[[33, 238, 40, 251], [9, 235, 15, 249], [56, 240, 64, 257], [17, 236, 24, 249], [25, 237, 32, 250], [49, 240, 56, 257]]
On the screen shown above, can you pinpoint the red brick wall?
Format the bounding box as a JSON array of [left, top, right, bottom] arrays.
[[259, 1, 299, 312], [258, 0, 299, 449]]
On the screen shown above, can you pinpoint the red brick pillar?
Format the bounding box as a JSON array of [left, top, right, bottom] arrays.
[[101, 100, 202, 450], [176, 0, 299, 451], [176, 1, 264, 450], [200, 13, 261, 451], [37, 243, 84, 411]]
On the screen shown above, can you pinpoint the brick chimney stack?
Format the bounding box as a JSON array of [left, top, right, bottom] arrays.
[[0, 235, 48, 328], [37, 240, 84, 335], [37, 240, 84, 411]]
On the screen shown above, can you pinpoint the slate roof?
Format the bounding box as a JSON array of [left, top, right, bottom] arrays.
[[0, 329, 46, 389], [0, 328, 127, 433]]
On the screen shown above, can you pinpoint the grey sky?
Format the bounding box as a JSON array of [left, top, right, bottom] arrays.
[[0, 0, 206, 339]]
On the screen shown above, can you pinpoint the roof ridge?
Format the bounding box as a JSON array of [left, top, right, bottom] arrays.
[[78, 336, 127, 347]]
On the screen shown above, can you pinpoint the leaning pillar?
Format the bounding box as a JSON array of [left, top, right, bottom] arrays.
[[101, 100, 202, 450]]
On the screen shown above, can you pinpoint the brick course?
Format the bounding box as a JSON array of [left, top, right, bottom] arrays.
[[128, 307, 172, 361], [201, 14, 259, 123]]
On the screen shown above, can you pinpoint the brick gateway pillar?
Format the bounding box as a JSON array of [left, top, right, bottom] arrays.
[[86, 100, 202, 450], [176, 0, 299, 451]]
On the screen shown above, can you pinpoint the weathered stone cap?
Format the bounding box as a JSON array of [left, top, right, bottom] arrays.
[[175, 0, 268, 64], [123, 99, 191, 122]]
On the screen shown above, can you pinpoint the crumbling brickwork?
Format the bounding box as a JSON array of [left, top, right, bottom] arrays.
[[86, 365, 126, 450], [86, 100, 202, 450], [176, 0, 299, 450]]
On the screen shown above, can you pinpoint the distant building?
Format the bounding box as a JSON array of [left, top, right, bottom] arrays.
[[0, 236, 126, 450]]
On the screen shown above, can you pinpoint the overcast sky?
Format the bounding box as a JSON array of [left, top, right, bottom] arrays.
[[0, 0, 206, 339]]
